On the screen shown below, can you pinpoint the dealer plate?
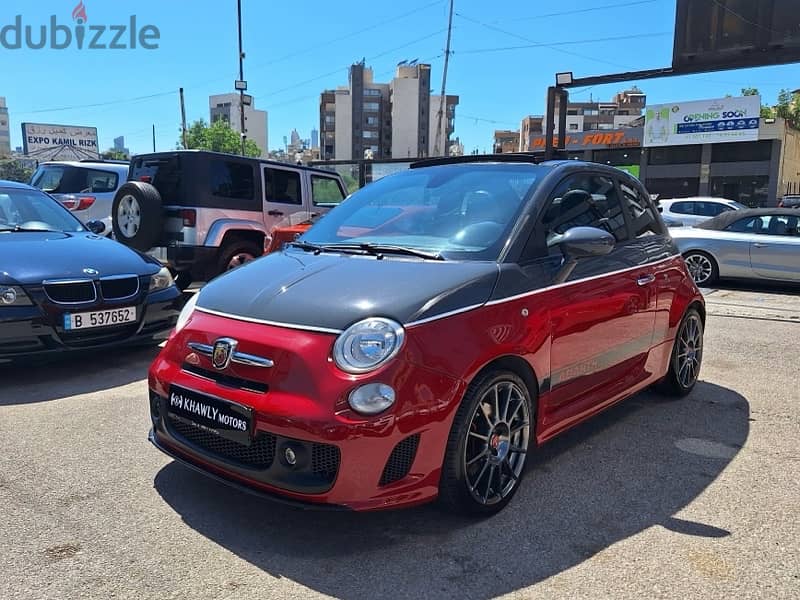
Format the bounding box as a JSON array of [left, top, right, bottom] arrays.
[[63, 306, 137, 330], [167, 385, 253, 446]]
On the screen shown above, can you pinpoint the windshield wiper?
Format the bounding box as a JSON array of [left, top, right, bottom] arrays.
[[289, 240, 369, 256], [328, 242, 445, 261]]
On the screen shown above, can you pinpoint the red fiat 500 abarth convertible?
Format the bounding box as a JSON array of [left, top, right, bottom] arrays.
[[148, 156, 705, 515]]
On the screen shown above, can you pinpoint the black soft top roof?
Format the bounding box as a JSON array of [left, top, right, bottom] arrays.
[[697, 207, 800, 230]]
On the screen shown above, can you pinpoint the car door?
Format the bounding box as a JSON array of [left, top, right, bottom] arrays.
[[537, 172, 656, 428], [262, 166, 306, 230], [749, 214, 800, 281]]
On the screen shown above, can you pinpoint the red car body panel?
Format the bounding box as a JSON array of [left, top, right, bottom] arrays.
[[149, 253, 702, 510]]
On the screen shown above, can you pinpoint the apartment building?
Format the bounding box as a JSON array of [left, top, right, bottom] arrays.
[[0, 98, 10, 157], [209, 93, 269, 157], [493, 129, 520, 153], [319, 62, 458, 161]]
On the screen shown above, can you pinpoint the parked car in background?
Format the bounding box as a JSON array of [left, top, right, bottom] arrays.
[[658, 197, 745, 226], [147, 157, 704, 515], [29, 160, 129, 235], [110, 151, 348, 289], [0, 180, 181, 363], [672, 208, 800, 286], [778, 195, 800, 209]]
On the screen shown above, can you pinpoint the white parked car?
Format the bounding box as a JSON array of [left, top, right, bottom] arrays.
[[658, 197, 746, 227], [29, 160, 130, 236]]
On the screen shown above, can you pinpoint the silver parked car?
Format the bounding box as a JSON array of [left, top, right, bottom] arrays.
[[671, 208, 800, 285], [659, 196, 745, 226], [30, 160, 130, 235]]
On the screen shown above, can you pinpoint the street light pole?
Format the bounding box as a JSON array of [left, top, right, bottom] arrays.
[[237, 0, 246, 156]]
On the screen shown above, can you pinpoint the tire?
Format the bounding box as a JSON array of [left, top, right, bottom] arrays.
[[111, 182, 163, 251], [213, 238, 263, 280], [438, 370, 534, 516], [683, 251, 718, 287], [658, 308, 704, 397]]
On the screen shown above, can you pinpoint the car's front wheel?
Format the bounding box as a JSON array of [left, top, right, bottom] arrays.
[[439, 370, 533, 516], [683, 251, 718, 286]]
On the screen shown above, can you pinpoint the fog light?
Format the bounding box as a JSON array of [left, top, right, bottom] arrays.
[[284, 447, 297, 466], [348, 383, 396, 416], [1, 288, 17, 305]]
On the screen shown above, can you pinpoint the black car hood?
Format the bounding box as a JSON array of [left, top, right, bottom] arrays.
[[0, 231, 160, 285], [197, 249, 500, 331]]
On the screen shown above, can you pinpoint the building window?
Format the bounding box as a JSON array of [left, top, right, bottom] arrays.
[[364, 102, 380, 111], [366, 116, 378, 126], [569, 123, 579, 131], [567, 109, 579, 116], [647, 145, 702, 165], [363, 131, 378, 139], [711, 140, 772, 163], [584, 109, 599, 116], [324, 115, 335, 124], [645, 177, 700, 198], [709, 175, 770, 207], [210, 162, 254, 200], [364, 89, 382, 96]]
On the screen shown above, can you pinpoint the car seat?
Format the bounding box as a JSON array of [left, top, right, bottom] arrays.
[[768, 217, 787, 235]]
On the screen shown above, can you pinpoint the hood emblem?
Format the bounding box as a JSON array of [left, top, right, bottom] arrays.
[[83, 267, 99, 276], [212, 338, 238, 370]]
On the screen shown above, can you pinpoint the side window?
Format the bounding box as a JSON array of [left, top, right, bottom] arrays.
[[265, 168, 301, 205], [84, 169, 118, 193], [764, 215, 799, 237], [541, 174, 628, 243], [620, 181, 662, 237], [210, 161, 255, 200], [311, 176, 346, 206], [727, 216, 762, 233], [671, 201, 693, 215]]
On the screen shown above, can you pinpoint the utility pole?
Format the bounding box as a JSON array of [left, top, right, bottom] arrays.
[[237, 0, 246, 156], [152, 124, 156, 152], [433, 0, 454, 157], [179, 87, 188, 149]]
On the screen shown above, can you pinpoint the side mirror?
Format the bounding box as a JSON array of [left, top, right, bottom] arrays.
[[86, 220, 106, 235], [549, 226, 615, 283]]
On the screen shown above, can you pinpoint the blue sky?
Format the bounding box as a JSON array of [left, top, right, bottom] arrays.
[[1, 0, 798, 155]]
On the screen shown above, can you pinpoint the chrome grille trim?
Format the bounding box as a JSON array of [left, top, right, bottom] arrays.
[[188, 342, 274, 368]]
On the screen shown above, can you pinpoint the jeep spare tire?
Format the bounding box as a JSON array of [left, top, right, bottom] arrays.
[[112, 182, 163, 251]]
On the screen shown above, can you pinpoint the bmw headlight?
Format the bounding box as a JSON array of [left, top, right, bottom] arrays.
[[0, 286, 32, 306], [149, 267, 175, 292], [333, 318, 405, 374], [175, 293, 199, 333]]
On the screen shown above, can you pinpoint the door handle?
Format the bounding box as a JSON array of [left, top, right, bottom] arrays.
[[637, 274, 656, 286], [753, 242, 768, 248], [268, 210, 284, 217]]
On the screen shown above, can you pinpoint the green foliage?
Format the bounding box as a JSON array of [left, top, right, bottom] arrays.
[[0, 160, 33, 183], [101, 149, 129, 160], [181, 118, 261, 157], [741, 88, 800, 124]]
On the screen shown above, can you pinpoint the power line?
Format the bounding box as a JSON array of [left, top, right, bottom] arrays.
[[499, 0, 658, 23], [456, 32, 671, 55], [454, 11, 634, 70]]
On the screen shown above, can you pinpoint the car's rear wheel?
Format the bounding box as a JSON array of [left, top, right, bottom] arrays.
[[658, 308, 704, 397], [111, 182, 163, 251], [683, 251, 718, 286], [213, 239, 263, 280], [439, 370, 533, 516]]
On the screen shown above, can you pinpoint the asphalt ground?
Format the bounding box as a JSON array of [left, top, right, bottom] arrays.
[[1, 284, 798, 599]]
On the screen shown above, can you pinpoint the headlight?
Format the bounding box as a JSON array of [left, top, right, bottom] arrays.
[[333, 317, 405, 374], [0, 286, 32, 306], [149, 267, 174, 292], [175, 293, 199, 333]]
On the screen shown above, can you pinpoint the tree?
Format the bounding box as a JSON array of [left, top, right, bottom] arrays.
[[0, 160, 33, 183], [101, 149, 129, 160], [181, 118, 261, 157], [740, 88, 776, 118], [775, 89, 800, 128]]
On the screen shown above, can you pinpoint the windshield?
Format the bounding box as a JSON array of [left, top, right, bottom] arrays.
[[0, 187, 85, 232], [301, 163, 542, 261]]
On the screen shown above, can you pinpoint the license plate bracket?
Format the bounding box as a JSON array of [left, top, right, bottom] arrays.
[[63, 306, 137, 330], [167, 385, 254, 446]]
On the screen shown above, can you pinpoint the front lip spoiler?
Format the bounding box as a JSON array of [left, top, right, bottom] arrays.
[[148, 429, 351, 512]]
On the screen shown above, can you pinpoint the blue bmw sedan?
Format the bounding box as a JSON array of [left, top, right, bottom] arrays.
[[0, 180, 181, 363]]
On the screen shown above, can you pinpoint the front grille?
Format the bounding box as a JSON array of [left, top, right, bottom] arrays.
[[182, 363, 268, 394], [100, 276, 139, 299], [44, 281, 96, 303], [168, 415, 276, 470], [311, 443, 341, 481], [379, 434, 420, 486]]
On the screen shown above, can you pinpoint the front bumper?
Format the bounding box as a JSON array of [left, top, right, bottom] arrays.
[[147, 311, 465, 511], [0, 285, 181, 362]]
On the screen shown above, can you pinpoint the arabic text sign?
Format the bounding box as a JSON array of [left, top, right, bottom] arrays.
[[22, 122, 99, 158], [644, 96, 760, 147]]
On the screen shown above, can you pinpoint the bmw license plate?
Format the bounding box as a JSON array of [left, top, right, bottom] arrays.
[[167, 385, 253, 446], [63, 307, 137, 330]]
